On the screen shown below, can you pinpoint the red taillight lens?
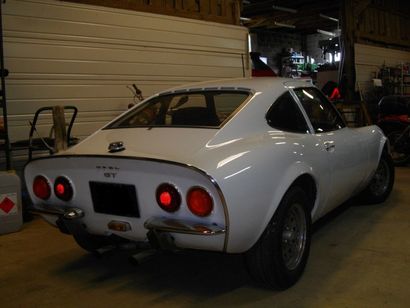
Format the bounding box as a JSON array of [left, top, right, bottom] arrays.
[[187, 187, 213, 217], [156, 184, 181, 212], [33, 175, 51, 200], [54, 176, 73, 201]]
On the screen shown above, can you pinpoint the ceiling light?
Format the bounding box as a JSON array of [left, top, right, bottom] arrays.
[[317, 29, 337, 37], [274, 21, 296, 29], [319, 14, 339, 23], [272, 5, 298, 14]]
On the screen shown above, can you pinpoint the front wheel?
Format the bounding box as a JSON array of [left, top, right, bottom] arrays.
[[245, 186, 311, 290]]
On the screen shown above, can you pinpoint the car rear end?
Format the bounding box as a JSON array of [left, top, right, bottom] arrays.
[[24, 155, 228, 252]]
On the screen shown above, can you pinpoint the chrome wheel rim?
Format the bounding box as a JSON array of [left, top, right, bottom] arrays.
[[281, 203, 307, 271], [369, 159, 390, 197]]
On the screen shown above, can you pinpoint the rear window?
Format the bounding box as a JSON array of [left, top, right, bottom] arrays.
[[107, 91, 250, 129]]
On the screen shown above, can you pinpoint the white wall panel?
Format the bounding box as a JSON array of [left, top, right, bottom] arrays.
[[355, 43, 410, 92], [2, 0, 249, 153]]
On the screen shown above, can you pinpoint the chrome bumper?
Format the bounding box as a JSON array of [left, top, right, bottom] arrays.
[[29, 206, 84, 220], [30, 207, 225, 236], [29, 206, 65, 217], [144, 217, 225, 236]]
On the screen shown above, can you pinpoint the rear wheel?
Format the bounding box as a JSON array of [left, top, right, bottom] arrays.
[[245, 186, 311, 290], [359, 151, 395, 204]]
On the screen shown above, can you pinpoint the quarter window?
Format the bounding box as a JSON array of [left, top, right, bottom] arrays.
[[266, 91, 309, 133], [294, 88, 345, 133]]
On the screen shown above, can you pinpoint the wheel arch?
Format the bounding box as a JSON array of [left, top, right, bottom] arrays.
[[291, 174, 317, 214], [371, 125, 389, 163]]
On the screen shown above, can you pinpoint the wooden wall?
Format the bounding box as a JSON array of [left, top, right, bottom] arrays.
[[341, 0, 409, 100], [1, 0, 249, 163], [63, 0, 241, 25], [354, 0, 410, 49], [354, 0, 410, 88]]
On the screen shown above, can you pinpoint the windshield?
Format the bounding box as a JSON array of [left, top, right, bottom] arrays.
[[107, 90, 250, 129]]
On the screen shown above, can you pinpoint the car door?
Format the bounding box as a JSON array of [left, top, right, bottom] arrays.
[[292, 87, 367, 213]]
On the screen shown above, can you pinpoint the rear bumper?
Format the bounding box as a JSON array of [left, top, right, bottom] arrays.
[[144, 217, 225, 236], [29, 206, 226, 250], [29, 206, 65, 217]]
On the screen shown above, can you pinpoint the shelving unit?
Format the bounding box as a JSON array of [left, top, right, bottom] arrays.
[[281, 52, 305, 77], [0, 2, 10, 170], [401, 63, 410, 95], [377, 63, 410, 96]]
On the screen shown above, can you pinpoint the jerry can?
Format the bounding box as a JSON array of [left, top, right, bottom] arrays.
[[0, 171, 23, 235]]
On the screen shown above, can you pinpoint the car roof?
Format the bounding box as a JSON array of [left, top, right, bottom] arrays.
[[158, 77, 313, 96]]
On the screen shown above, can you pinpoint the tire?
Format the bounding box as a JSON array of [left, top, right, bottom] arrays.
[[387, 130, 410, 166], [245, 186, 311, 290], [359, 151, 395, 204]]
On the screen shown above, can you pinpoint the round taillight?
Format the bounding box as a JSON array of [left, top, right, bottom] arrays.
[[54, 176, 73, 201], [156, 184, 181, 212], [33, 175, 51, 200], [187, 187, 213, 217]]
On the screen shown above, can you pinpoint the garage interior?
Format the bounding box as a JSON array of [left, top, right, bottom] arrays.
[[1, 0, 410, 306]]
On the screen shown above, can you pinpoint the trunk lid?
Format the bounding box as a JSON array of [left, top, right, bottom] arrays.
[[63, 127, 219, 165]]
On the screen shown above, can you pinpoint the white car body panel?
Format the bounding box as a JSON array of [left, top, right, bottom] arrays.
[[24, 77, 387, 253]]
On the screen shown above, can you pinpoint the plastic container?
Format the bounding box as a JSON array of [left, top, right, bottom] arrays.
[[0, 171, 23, 235]]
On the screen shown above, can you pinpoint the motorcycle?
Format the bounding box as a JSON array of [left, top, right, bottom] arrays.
[[377, 95, 410, 165]]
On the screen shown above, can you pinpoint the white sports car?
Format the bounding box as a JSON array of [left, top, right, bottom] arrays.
[[25, 78, 394, 289]]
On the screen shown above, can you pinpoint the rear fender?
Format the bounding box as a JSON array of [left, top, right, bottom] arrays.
[[359, 126, 388, 188], [262, 161, 316, 235], [230, 161, 316, 253]]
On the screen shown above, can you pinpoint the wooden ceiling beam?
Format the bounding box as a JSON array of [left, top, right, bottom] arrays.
[[242, 0, 341, 33]]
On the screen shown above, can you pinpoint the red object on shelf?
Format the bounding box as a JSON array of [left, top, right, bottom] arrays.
[[330, 87, 341, 100]]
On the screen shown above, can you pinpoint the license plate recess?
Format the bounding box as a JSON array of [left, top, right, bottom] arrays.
[[89, 181, 140, 217]]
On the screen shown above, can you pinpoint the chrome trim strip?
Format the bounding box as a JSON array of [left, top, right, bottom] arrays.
[[26, 154, 231, 251], [28, 206, 65, 217], [28, 206, 84, 220], [144, 217, 225, 236]]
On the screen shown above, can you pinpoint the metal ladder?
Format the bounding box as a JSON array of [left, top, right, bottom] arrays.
[[0, 1, 10, 170]]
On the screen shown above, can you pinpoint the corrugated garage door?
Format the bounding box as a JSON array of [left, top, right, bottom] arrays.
[[355, 43, 410, 92], [2, 0, 249, 162]]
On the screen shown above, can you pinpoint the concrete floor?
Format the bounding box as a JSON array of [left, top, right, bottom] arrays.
[[1, 167, 409, 307]]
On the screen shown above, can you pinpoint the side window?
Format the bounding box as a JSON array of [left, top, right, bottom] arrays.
[[266, 91, 309, 133], [294, 88, 345, 133], [169, 94, 206, 109], [214, 92, 249, 122]]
